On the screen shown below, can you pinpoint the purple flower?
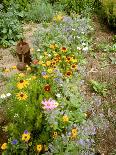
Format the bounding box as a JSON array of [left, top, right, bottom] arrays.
[[12, 139, 18, 145], [24, 130, 29, 134], [41, 71, 46, 76]]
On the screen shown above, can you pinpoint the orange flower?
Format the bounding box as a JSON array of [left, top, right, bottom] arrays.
[[71, 64, 77, 70], [53, 132, 58, 139], [44, 84, 51, 92], [65, 71, 72, 77], [61, 47, 67, 52], [66, 56, 72, 63], [71, 128, 78, 139]]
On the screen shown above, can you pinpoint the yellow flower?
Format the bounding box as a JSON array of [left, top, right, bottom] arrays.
[[53, 14, 63, 22], [22, 133, 30, 142], [18, 73, 25, 77], [46, 61, 51, 66], [63, 115, 69, 123], [12, 66, 17, 69], [27, 67, 31, 71], [38, 61, 43, 65], [1, 143, 7, 150], [42, 64, 46, 67], [16, 92, 28, 100], [71, 58, 77, 63], [47, 68, 53, 74], [71, 128, 78, 139], [30, 48, 34, 53], [53, 132, 58, 138], [71, 64, 77, 70], [4, 68, 10, 73], [17, 80, 29, 89], [50, 44, 58, 49], [43, 75, 49, 79], [37, 144, 42, 152]]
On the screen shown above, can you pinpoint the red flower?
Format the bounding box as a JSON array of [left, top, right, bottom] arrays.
[[33, 59, 38, 65]]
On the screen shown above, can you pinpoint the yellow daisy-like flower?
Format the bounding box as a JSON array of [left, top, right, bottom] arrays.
[[16, 92, 28, 100], [47, 68, 53, 74], [22, 133, 30, 142], [46, 61, 51, 66], [11, 66, 17, 69], [1, 143, 7, 150], [18, 73, 25, 77], [71, 128, 78, 139], [53, 132, 58, 139], [63, 115, 69, 123], [38, 60, 43, 65], [27, 67, 31, 71], [43, 75, 49, 79], [4, 68, 10, 73], [50, 44, 58, 49], [37, 144, 42, 152], [17, 80, 29, 90], [71, 64, 77, 70], [71, 58, 77, 63]]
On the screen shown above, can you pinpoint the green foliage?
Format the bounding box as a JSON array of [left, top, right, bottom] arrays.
[[0, 9, 23, 47], [90, 80, 107, 96], [25, 0, 54, 23]]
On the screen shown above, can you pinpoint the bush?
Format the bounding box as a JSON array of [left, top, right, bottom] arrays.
[[25, 0, 54, 23], [0, 9, 23, 47]]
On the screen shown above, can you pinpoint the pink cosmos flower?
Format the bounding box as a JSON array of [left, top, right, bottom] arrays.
[[42, 98, 58, 110]]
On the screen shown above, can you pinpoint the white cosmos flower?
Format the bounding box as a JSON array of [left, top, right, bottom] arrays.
[[83, 47, 89, 52], [6, 93, 11, 97], [56, 93, 61, 98], [77, 47, 81, 50], [0, 94, 6, 99]]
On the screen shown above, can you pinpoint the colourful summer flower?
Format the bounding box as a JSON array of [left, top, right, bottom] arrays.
[[44, 84, 51, 92], [6, 93, 11, 97], [50, 44, 58, 50], [33, 59, 39, 65], [46, 61, 51, 66], [65, 71, 72, 77], [71, 64, 77, 70], [11, 65, 17, 69], [63, 115, 69, 123], [42, 98, 58, 110], [71, 128, 78, 139], [16, 92, 28, 100], [37, 144, 42, 152], [0, 94, 6, 99], [27, 66, 31, 71], [1, 143, 7, 150], [61, 47, 67, 52], [18, 73, 25, 77], [12, 139, 18, 145], [53, 132, 58, 139], [17, 80, 29, 89], [66, 56, 72, 62], [47, 68, 53, 74], [22, 131, 30, 142], [4, 68, 10, 73]]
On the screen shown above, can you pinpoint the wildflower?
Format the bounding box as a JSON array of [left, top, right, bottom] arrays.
[[71, 64, 77, 70], [1, 143, 7, 150], [30, 48, 34, 53], [31, 76, 36, 80], [4, 68, 10, 73], [22, 130, 30, 142], [71, 58, 77, 63], [46, 61, 51, 66], [55, 93, 61, 98], [0, 94, 6, 99], [63, 115, 69, 123], [50, 44, 58, 49], [32, 59, 39, 65], [66, 56, 72, 62], [27, 66, 31, 71], [53, 132, 58, 139], [42, 98, 58, 110], [47, 68, 53, 74], [12, 139, 18, 145], [65, 71, 72, 77], [61, 47, 67, 52], [6, 93, 11, 97], [18, 73, 25, 77], [12, 66, 17, 69], [16, 92, 28, 100], [71, 128, 78, 139], [37, 144, 42, 152], [44, 84, 51, 92], [17, 80, 29, 89]]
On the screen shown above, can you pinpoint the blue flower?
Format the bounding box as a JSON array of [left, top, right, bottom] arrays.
[[41, 71, 46, 76], [12, 139, 18, 145], [24, 130, 29, 134]]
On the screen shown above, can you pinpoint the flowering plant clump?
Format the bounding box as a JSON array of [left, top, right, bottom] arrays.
[[0, 13, 94, 154]]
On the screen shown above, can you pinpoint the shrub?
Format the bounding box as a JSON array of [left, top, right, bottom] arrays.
[[0, 9, 23, 47], [25, 0, 54, 23]]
